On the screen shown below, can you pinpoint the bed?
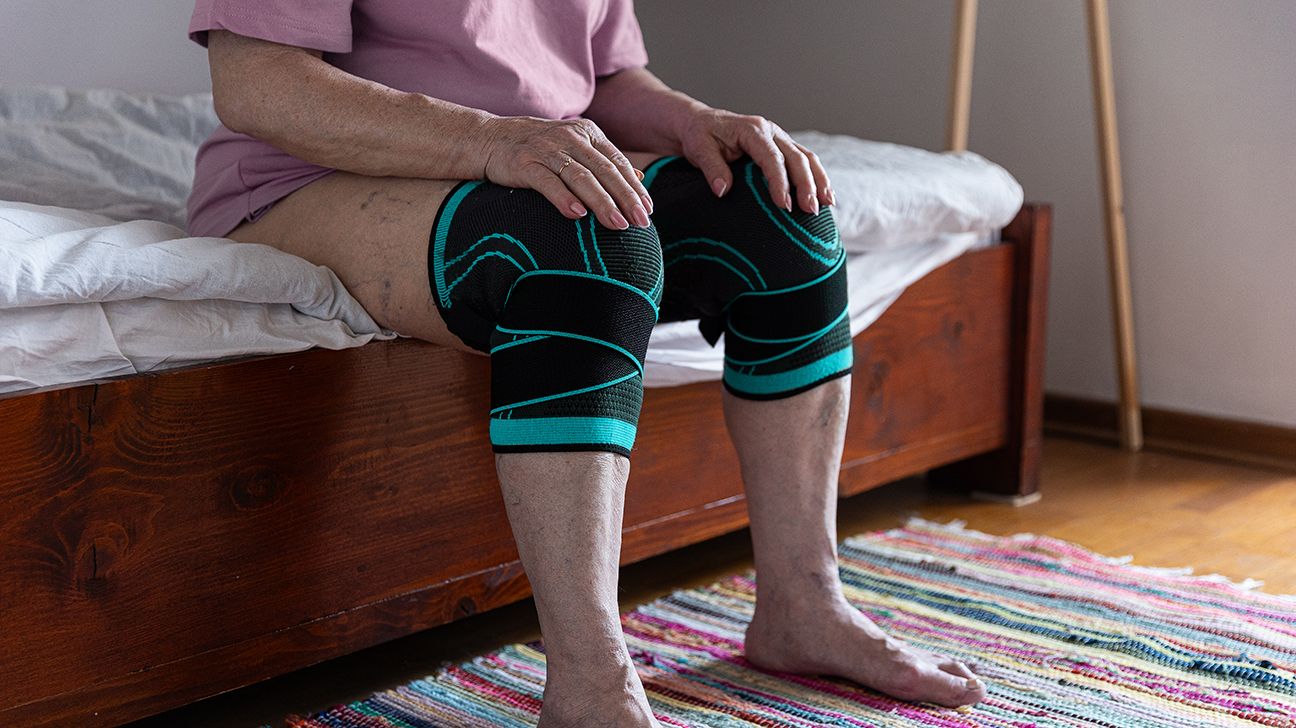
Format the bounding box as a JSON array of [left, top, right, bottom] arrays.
[[0, 87, 1050, 726]]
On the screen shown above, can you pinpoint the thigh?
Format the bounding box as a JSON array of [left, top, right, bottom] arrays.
[[226, 171, 470, 351]]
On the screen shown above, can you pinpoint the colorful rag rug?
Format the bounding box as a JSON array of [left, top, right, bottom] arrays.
[[286, 518, 1296, 727]]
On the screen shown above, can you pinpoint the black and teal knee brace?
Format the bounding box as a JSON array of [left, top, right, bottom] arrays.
[[428, 182, 663, 457], [644, 156, 854, 399]]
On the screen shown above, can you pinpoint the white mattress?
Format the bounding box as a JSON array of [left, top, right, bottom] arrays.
[[0, 86, 1023, 395]]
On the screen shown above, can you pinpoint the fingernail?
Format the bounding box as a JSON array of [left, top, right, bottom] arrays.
[[610, 210, 630, 230], [826, 186, 837, 205], [569, 201, 587, 217], [634, 168, 645, 181], [632, 204, 651, 227], [807, 193, 819, 215], [712, 178, 728, 197], [641, 193, 654, 214], [964, 677, 984, 691], [783, 192, 793, 211]]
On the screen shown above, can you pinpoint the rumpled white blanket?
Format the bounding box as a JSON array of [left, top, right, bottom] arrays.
[[0, 201, 394, 393], [0, 86, 1023, 394]]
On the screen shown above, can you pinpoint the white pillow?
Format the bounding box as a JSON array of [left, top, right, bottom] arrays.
[[789, 131, 1023, 252], [0, 86, 218, 230]]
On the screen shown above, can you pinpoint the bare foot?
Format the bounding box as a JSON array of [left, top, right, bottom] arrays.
[[745, 598, 987, 708], [539, 665, 662, 727]]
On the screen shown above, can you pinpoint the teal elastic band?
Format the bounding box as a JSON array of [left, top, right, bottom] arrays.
[[490, 416, 638, 451], [723, 346, 854, 396], [724, 307, 850, 367]]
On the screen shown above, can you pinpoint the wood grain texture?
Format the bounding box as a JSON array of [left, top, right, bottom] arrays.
[[930, 204, 1051, 498], [0, 206, 1049, 727], [838, 241, 1014, 496]]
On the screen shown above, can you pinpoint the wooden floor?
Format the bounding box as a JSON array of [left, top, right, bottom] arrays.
[[127, 435, 1296, 727]]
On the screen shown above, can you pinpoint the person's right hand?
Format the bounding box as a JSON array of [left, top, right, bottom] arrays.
[[481, 116, 653, 230]]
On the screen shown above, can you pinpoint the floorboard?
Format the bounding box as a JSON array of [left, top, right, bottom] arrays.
[[126, 435, 1296, 727]]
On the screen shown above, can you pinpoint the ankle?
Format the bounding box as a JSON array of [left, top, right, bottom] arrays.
[[753, 570, 850, 616], [543, 639, 637, 685], [541, 660, 654, 727]]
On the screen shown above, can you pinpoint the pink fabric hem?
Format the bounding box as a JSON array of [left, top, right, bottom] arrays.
[[186, 167, 337, 238]]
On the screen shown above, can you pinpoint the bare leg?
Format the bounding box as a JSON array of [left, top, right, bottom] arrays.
[[725, 376, 987, 708], [230, 171, 661, 726], [497, 452, 659, 727]]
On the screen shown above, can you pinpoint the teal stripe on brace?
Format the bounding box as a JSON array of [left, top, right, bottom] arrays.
[[432, 180, 483, 308], [489, 334, 549, 354], [640, 155, 680, 189], [490, 416, 638, 451], [502, 269, 660, 315], [446, 252, 527, 295], [445, 232, 538, 269], [665, 253, 758, 291], [724, 249, 845, 314], [724, 346, 854, 396], [662, 237, 767, 288], [727, 305, 849, 346], [574, 217, 592, 273], [494, 326, 645, 376], [724, 307, 850, 367], [589, 217, 608, 276], [744, 162, 838, 264], [490, 370, 640, 414]]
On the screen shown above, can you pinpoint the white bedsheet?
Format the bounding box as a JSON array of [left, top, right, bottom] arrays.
[[646, 232, 990, 386], [0, 86, 1023, 395]]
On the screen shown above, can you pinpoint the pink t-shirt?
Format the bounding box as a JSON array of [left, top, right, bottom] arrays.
[[186, 0, 649, 237]]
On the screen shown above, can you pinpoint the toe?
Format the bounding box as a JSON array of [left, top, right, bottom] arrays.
[[936, 658, 976, 680], [926, 664, 987, 708]]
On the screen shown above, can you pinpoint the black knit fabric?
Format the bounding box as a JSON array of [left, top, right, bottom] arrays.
[[429, 182, 661, 456], [646, 157, 853, 397], [426, 157, 853, 457]]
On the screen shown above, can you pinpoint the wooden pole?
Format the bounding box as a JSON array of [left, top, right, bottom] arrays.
[[1085, 0, 1143, 451], [946, 0, 977, 152]]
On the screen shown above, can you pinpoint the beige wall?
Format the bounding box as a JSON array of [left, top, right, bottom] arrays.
[[640, 0, 1296, 428], [4, 0, 1294, 427], [0, 1, 207, 94]]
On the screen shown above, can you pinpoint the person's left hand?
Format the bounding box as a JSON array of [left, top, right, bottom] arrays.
[[675, 107, 834, 215]]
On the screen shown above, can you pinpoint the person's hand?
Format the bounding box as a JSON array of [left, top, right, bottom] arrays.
[[480, 116, 653, 230], [675, 107, 833, 215]]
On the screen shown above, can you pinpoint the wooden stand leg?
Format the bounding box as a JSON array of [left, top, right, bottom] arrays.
[[929, 206, 1051, 504], [946, 0, 978, 153], [1086, 0, 1143, 451]]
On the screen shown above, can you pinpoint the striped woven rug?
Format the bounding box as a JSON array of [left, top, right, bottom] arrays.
[[286, 518, 1296, 727]]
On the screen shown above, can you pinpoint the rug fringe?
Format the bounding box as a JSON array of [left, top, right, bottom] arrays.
[[892, 516, 1295, 601]]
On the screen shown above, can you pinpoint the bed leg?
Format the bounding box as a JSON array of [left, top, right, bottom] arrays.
[[928, 204, 1051, 504]]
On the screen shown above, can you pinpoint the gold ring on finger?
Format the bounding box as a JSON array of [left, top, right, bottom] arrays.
[[557, 155, 574, 176]]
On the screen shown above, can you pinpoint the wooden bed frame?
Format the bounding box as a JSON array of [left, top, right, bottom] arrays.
[[0, 204, 1049, 727]]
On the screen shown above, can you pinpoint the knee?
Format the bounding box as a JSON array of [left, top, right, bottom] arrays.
[[715, 162, 853, 399], [426, 182, 661, 457], [732, 158, 842, 288], [428, 182, 662, 351], [650, 156, 842, 295]]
